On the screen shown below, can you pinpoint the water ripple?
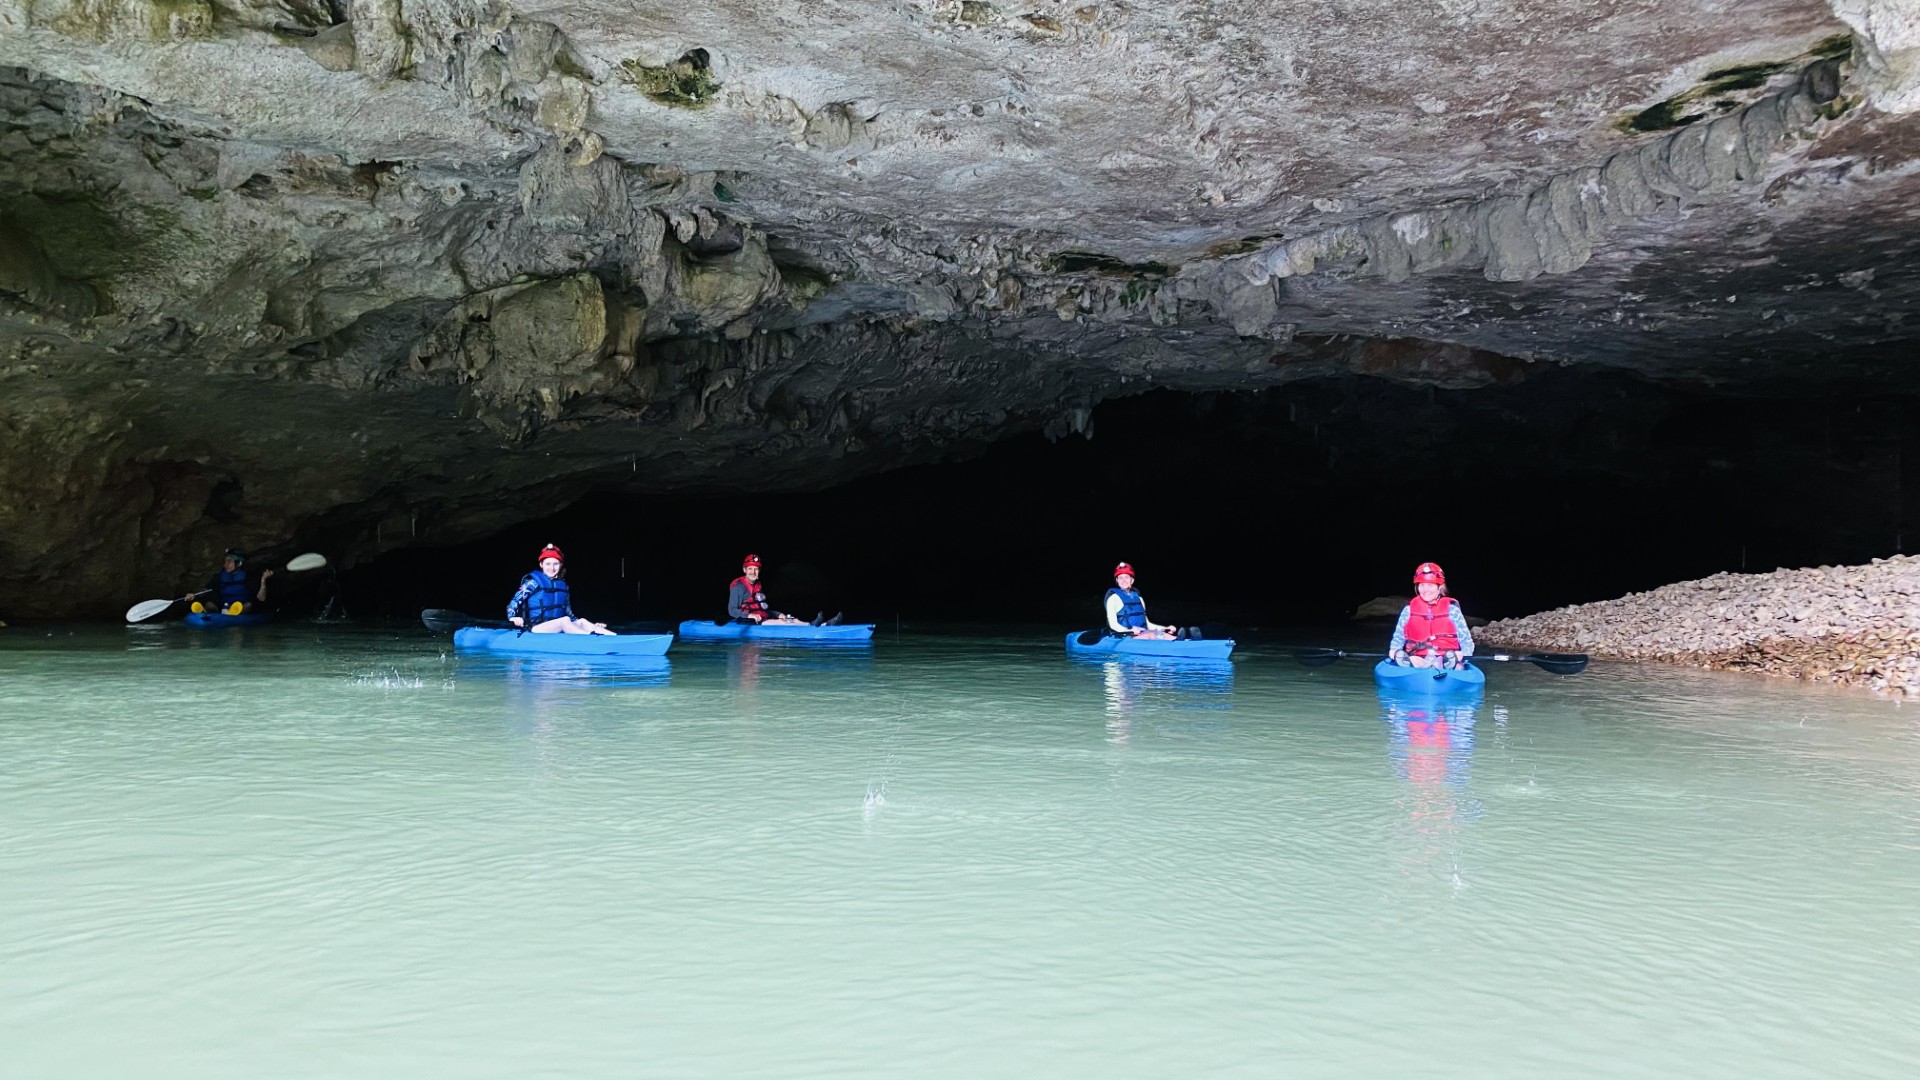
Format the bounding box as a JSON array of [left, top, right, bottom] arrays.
[[0, 626, 1916, 1077]]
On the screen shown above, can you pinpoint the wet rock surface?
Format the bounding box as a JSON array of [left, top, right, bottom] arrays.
[[2, 3, 1920, 614], [1483, 556, 1920, 697]]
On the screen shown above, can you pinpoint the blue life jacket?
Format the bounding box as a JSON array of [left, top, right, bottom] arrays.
[[215, 569, 250, 606], [514, 571, 572, 624], [1106, 587, 1147, 630]]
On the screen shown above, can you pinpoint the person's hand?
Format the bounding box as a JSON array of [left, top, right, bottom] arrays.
[[509, 616, 524, 627], [261, 569, 274, 580]]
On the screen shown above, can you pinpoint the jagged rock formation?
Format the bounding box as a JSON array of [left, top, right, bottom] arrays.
[[2, 2, 1919, 614]]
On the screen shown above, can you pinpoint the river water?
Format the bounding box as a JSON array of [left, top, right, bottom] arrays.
[[2, 624, 1916, 1078]]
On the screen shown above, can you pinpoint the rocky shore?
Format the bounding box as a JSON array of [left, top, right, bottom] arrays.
[[1481, 556, 1920, 698]]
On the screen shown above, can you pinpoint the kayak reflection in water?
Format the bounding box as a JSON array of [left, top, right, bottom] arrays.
[[1387, 561, 1475, 669], [1105, 562, 1201, 641], [1382, 697, 1479, 791], [506, 544, 615, 635], [729, 554, 838, 626], [183, 548, 270, 615], [1380, 695, 1484, 873]]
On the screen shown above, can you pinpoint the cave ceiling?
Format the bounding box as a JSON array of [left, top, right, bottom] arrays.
[[2, 1, 1919, 612]]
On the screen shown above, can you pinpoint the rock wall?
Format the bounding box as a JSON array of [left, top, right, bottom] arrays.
[[3, 2, 1920, 614]]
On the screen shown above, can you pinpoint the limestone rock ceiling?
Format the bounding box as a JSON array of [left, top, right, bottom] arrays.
[[1, 0, 1918, 615]]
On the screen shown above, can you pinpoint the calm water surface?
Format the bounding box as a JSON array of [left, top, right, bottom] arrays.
[[2, 624, 1917, 1078]]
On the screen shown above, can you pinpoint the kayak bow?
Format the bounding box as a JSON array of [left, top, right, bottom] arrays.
[[676, 620, 876, 643], [1064, 629, 1235, 661], [1371, 658, 1486, 694], [452, 627, 674, 657]]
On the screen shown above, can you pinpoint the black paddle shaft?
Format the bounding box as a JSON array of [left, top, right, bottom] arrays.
[[1290, 646, 1588, 675]]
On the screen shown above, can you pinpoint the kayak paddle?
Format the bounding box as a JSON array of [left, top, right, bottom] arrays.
[[1290, 647, 1588, 675], [422, 609, 515, 633], [125, 596, 192, 623], [1291, 647, 1361, 667], [1480, 651, 1589, 675], [125, 553, 327, 624], [422, 609, 673, 636]]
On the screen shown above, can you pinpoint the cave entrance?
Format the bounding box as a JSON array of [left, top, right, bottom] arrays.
[[344, 371, 1918, 629]]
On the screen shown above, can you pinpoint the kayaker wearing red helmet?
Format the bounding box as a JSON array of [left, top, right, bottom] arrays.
[[507, 544, 615, 635], [1105, 562, 1190, 640], [1388, 562, 1474, 668], [728, 554, 813, 626]]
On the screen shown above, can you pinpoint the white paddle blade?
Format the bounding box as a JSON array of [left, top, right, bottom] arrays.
[[125, 598, 176, 623], [284, 552, 328, 572]]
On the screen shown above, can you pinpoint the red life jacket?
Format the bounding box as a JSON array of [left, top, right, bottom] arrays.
[[732, 575, 769, 620], [1403, 595, 1461, 654]]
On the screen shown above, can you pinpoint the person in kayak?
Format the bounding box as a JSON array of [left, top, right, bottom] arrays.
[[728, 554, 816, 625], [182, 549, 271, 614], [1105, 562, 1193, 640], [1388, 562, 1475, 668], [507, 544, 615, 634]]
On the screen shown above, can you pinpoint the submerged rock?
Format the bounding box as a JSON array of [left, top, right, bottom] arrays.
[[1351, 596, 1406, 621]]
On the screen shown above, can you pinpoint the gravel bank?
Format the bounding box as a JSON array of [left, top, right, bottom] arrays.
[[1481, 556, 1920, 698]]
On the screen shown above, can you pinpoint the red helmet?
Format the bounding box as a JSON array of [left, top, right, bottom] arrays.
[[1114, 562, 1136, 579], [742, 554, 762, 569], [1413, 561, 1445, 585], [538, 544, 564, 564]]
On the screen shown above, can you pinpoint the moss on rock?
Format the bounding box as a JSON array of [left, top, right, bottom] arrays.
[[620, 49, 718, 108]]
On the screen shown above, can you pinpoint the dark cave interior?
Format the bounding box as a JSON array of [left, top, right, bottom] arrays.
[[333, 369, 1918, 631]]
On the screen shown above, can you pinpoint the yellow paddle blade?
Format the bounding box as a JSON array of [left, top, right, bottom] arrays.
[[226, 602, 244, 616], [190, 601, 206, 613]]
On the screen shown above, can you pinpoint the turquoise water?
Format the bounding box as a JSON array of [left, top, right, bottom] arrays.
[[2, 625, 1917, 1078]]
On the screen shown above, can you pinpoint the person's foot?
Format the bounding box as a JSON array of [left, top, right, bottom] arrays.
[[1188, 626, 1203, 640], [824, 612, 843, 626], [811, 611, 825, 626]]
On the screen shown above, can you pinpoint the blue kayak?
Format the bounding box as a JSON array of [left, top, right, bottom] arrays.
[[677, 620, 876, 643], [1064, 630, 1234, 661], [1372, 658, 1485, 694], [453, 627, 674, 657], [183, 611, 271, 627]]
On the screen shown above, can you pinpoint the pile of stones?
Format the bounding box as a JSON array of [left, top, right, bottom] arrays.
[[1481, 555, 1920, 698]]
